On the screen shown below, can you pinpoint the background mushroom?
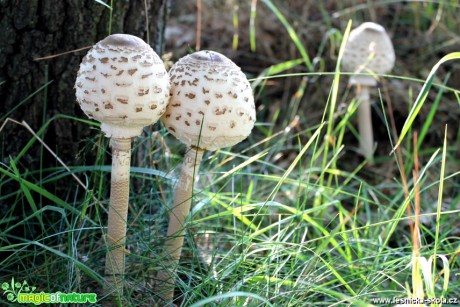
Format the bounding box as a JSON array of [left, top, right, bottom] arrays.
[[342, 22, 395, 163], [75, 34, 170, 297], [156, 50, 256, 302]]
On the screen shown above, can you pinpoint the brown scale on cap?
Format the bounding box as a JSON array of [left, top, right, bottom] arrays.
[[115, 82, 132, 87], [141, 73, 153, 79], [116, 96, 129, 104], [140, 60, 154, 67], [138, 88, 149, 96], [185, 93, 196, 99], [160, 50, 256, 151], [75, 33, 170, 138]]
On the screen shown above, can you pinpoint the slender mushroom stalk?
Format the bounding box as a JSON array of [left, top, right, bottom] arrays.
[[156, 50, 256, 303], [342, 22, 395, 163], [104, 138, 132, 292], [356, 86, 373, 160], [164, 147, 203, 262], [356, 80, 375, 163], [75, 34, 170, 297], [155, 147, 203, 303]]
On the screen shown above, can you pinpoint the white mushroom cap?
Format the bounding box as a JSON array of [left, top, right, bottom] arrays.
[[342, 22, 395, 86], [161, 50, 256, 151], [75, 34, 170, 138]]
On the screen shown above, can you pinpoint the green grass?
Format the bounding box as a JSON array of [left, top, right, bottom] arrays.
[[1, 0, 460, 306]]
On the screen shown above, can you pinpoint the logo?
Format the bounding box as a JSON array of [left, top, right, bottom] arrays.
[[1, 278, 97, 305], [1, 277, 36, 303]]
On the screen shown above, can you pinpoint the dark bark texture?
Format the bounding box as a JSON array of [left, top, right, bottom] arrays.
[[0, 0, 169, 165]]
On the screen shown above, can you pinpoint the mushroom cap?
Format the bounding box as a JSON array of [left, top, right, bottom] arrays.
[[161, 50, 256, 151], [75, 33, 170, 138], [342, 22, 395, 85]]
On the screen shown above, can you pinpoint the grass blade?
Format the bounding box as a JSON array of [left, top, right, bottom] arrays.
[[394, 52, 460, 150], [261, 0, 313, 70]]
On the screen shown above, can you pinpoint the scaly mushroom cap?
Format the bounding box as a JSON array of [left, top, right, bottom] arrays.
[[161, 50, 256, 151], [342, 22, 395, 86], [75, 34, 170, 138]]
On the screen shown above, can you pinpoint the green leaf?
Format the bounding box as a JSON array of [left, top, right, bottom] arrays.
[[0, 166, 81, 215], [9, 157, 44, 230]]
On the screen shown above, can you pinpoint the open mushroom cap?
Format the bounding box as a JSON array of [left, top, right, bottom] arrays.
[[75, 33, 170, 138], [161, 50, 256, 151], [342, 22, 395, 86]]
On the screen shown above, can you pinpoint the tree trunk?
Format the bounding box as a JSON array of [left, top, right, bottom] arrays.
[[0, 0, 169, 165]]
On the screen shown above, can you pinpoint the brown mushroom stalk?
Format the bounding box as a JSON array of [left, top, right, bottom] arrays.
[[156, 50, 256, 303], [75, 34, 170, 299], [342, 22, 395, 163]]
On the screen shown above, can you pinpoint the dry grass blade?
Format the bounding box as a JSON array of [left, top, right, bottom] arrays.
[[412, 132, 421, 256], [411, 132, 423, 298], [196, 0, 202, 51], [33, 46, 92, 61], [384, 83, 414, 235]]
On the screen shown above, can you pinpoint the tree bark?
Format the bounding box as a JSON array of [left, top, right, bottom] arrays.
[[0, 0, 169, 165]]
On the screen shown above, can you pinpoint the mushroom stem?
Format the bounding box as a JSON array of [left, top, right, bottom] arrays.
[[104, 138, 132, 296], [357, 85, 375, 163], [157, 146, 204, 302]]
